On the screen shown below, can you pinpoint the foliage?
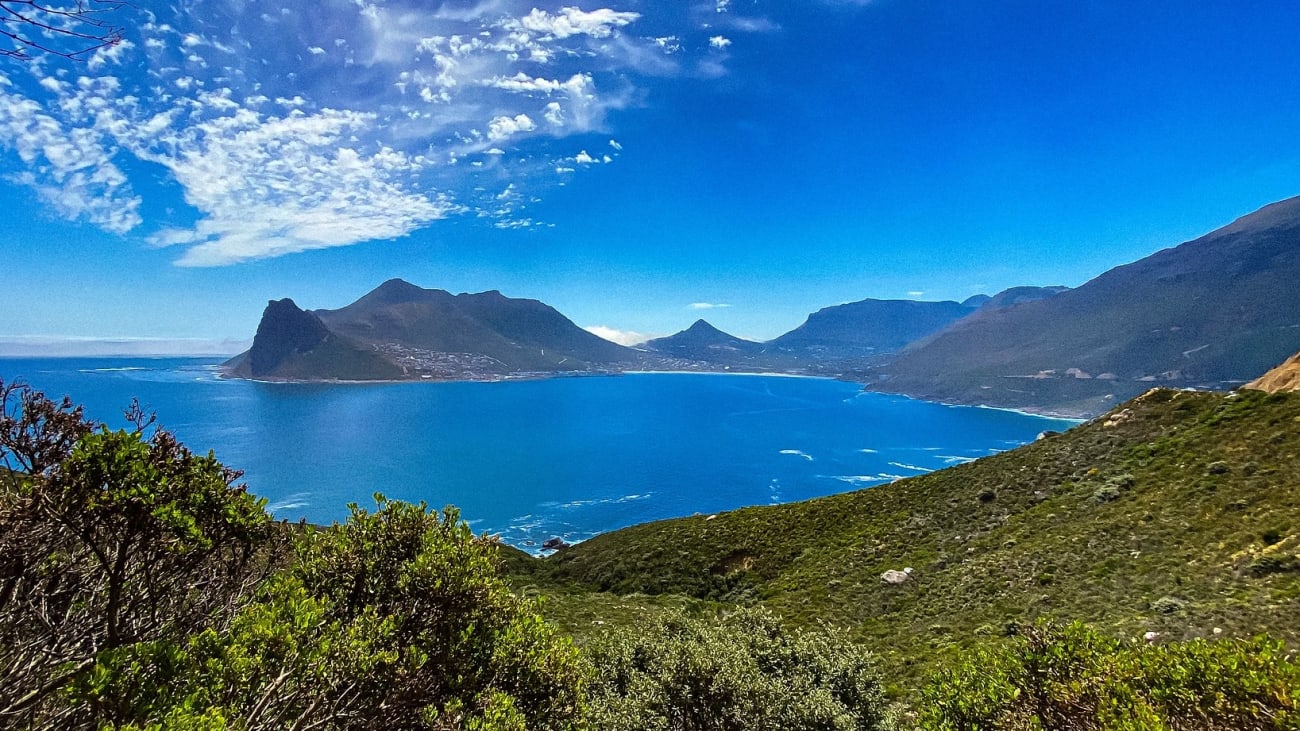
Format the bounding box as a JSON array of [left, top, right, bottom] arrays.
[[915, 621, 1300, 730], [0, 380, 274, 729], [584, 607, 887, 731], [1, 380, 586, 729], [67, 498, 588, 730]]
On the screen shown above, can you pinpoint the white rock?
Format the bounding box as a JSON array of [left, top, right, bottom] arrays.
[[881, 569, 912, 585], [1143, 631, 1160, 642]]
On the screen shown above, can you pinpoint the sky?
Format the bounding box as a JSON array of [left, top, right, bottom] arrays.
[[1, 0, 1299, 351]]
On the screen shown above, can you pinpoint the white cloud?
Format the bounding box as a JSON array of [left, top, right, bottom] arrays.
[[0, 83, 141, 233], [517, 7, 640, 39], [689, 302, 732, 310], [585, 325, 652, 346], [709, 35, 732, 49], [138, 106, 453, 266], [487, 113, 536, 141], [653, 36, 682, 53], [0, 0, 743, 265]]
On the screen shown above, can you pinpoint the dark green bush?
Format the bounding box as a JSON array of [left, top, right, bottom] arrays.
[[916, 621, 1300, 730], [585, 608, 888, 731]]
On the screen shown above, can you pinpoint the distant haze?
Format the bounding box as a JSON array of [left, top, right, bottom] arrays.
[[0, 337, 252, 358]]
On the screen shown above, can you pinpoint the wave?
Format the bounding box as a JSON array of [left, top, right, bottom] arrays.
[[888, 461, 934, 473], [779, 449, 814, 461], [548, 493, 654, 510], [79, 366, 149, 372], [829, 475, 899, 486]]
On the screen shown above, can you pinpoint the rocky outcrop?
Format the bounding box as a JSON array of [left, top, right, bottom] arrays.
[[247, 299, 332, 377], [1244, 351, 1300, 393]]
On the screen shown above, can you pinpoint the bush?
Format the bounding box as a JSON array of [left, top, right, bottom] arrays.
[[1149, 596, 1186, 615], [0, 381, 273, 729], [70, 498, 588, 730], [1, 381, 587, 730], [584, 607, 888, 731], [916, 621, 1300, 730]]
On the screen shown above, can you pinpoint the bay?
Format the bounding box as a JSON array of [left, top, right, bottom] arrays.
[[0, 357, 1077, 552]]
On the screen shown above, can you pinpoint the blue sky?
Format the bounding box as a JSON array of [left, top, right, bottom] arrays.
[[1, 0, 1299, 350]]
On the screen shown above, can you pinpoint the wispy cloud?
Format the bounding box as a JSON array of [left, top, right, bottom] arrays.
[[585, 325, 652, 346], [688, 302, 732, 310], [0, 1, 770, 266]]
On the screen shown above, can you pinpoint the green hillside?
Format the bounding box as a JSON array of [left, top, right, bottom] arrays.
[[515, 387, 1300, 691]]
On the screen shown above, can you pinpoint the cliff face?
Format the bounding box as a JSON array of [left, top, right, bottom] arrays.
[[769, 298, 977, 357], [1244, 351, 1300, 393], [247, 299, 332, 377]]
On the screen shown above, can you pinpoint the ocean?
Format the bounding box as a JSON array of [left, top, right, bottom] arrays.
[[0, 358, 1077, 552]]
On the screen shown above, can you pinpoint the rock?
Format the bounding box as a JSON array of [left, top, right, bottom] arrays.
[[1143, 631, 1160, 643], [881, 567, 914, 585], [541, 537, 569, 551]]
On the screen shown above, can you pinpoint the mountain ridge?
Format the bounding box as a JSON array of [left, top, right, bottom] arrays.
[[870, 196, 1300, 416]]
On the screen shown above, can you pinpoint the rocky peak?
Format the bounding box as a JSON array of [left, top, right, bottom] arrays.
[[248, 298, 331, 376]]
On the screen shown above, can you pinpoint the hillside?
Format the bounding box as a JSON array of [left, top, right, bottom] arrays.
[[870, 196, 1300, 416], [517, 386, 1300, 689], [228, 279, 652, 381], [1246, 351, 1300, 393]]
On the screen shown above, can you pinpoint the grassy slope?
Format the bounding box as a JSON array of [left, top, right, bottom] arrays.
[[508, 388, 1300, 693]]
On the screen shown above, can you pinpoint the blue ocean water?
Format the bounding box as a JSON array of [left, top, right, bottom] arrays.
[[0, 358, 1077, 552]]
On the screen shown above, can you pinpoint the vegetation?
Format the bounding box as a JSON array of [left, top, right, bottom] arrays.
[[915, 621, 1299, 730], [3, 377, 1298, 728], [0, 381, 276, 728], [0, 380, 584, 730], [585, 608, 887, 731]]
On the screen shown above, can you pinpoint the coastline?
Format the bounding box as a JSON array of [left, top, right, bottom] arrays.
[[862, 389, 1091, 422], [217, 363, 1092, 420]]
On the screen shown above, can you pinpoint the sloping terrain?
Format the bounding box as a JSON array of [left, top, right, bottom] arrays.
[[1246, 351, 1300, 393], [517, 386, 1300, 690], [871, 197, 1300, 416]]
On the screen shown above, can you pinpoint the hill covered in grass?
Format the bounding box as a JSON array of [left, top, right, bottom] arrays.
[[514, 386, 1300, 690]]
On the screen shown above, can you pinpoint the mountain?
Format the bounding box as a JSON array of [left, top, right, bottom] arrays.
[[767, 298, 978, 359], [228, 280, 646, 381], [639, 320, 772, 368], [512, 386, 1300, 691], [1245, 350, 1300, 392], [224, 299, 401, 380], [870, 196, 1300, 416], [974, 285, 1069, 311]]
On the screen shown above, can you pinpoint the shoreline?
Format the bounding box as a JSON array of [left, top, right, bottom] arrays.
[[862, 389, 1091, 422], [216, 364, 1091, 420]]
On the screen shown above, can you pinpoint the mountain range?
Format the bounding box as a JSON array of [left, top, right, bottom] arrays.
[[228, 195, 1300, 416], [872, 195, 1300, 416]]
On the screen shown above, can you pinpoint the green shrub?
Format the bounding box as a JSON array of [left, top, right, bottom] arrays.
[[585, 607, 888, 731], [70, 498, 588, 730], [1149, 596, 1186, 615], [916, 621, 1300, 730]]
